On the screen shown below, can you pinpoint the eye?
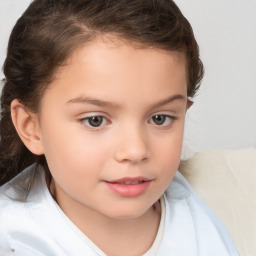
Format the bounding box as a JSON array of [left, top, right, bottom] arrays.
[[149, 115, 176, 126], [81, 116, 107, 128]]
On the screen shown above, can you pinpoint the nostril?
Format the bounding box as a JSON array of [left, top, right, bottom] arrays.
[[114, 150, 148, 163]]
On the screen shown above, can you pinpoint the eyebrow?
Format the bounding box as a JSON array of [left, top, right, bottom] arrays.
[[66, 94, 186, 108], [150, 94, 186, 108], [66, 97, 120, 108]]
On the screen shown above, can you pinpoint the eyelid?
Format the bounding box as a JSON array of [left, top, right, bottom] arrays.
[[78, 111, 110, 121], [148, 114, 178, 127], [79, 113, 111, 130]]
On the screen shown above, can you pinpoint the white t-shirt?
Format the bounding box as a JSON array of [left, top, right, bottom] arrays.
[[0, 164, 239, 256]]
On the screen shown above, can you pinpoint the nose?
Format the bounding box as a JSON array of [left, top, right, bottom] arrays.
[[114, 125, 150, 164]]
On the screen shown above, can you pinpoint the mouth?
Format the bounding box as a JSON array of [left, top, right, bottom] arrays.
[[107, 177, 150, 184], [105, 177, 152, 197], [116, 180, 146, 185]]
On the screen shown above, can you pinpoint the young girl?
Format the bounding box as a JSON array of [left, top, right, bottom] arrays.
[[0, 0, 238, 255]]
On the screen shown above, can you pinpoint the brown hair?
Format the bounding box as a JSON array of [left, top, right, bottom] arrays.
[[0, 0, 204, 185]]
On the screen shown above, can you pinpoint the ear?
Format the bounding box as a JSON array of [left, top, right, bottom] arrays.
[[11, 99, 44, 155]]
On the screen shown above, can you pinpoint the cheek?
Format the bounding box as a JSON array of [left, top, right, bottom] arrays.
[[155, 125, 184, 178], [41, 122, 110, 180], [150, 137, 182, 200], [158, 142, 181, 176], [42, 132, 102, 198], [158, 125, 184, 159]]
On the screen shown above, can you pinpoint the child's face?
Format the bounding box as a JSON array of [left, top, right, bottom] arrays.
[[37, 39, 188, 219]]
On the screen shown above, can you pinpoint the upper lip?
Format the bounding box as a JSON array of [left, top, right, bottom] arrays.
[[106, 177, 151, 185]]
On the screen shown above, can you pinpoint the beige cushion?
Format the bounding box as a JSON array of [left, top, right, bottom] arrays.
[[179, 148, 256, 256]]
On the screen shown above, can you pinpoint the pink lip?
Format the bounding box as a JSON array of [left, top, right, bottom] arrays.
[[105, 177, 151, 197]]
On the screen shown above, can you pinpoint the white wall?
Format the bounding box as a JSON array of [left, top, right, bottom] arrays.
[[0, 0, 31, 76], [178, 0, 256, 151], [0, 0, 255, 152]]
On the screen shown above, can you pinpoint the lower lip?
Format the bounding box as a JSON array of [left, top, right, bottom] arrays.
[[105, 181, 151, 197]]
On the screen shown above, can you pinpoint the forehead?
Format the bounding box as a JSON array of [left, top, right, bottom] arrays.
[[64, 39, 185, 79], [77, 38, 187, 68], [43, 38, 187, 109]]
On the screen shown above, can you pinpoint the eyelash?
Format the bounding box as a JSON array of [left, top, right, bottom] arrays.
[[80, 116, 108, 129], [80, 114, 178, 130], [148, 115, 178, 127]]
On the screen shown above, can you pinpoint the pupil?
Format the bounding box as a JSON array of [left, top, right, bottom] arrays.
[[89, 116, 103, 127], [153, 115, 165, 125]]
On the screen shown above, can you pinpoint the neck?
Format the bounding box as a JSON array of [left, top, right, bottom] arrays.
[[51, 180, 161, 256], [80, 202, 161, 256]]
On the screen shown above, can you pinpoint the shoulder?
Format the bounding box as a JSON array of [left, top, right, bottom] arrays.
[[0, 163, 43, 206], [0, 164, 69, 254], [162, 171, 239, 255], [0, 164, 47, 251], [0, 165, 98, 255], [0, 164, 35, 212]]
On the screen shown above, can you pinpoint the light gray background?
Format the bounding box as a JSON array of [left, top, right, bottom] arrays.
[[1, 0, 255, 152]]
